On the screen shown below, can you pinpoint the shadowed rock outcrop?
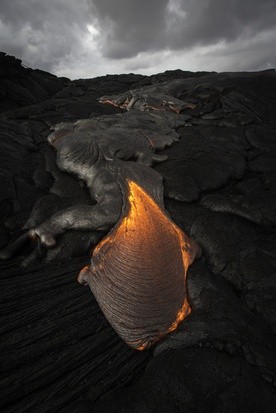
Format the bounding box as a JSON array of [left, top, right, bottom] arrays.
[[0, 52, 67, 113]]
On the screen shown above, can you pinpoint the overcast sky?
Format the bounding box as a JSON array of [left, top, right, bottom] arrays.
[[0, 0, 275, 79]]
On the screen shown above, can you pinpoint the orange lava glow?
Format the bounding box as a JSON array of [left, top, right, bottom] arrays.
[[99, 96, 130, 109], [94, 180, 195, 268], [99, 98, 119, 108], [91, 180, 198, 348]]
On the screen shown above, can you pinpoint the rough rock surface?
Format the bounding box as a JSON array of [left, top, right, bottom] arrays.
[[0, 53, 275, 412]]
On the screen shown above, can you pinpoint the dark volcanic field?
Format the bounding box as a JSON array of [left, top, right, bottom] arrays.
[[0, 52, 275, 412]]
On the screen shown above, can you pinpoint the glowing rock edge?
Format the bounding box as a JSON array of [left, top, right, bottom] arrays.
[[78, 180, 201, 350]]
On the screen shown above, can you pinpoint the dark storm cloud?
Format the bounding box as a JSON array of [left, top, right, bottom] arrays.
[[0, 0, 92, 72], [0, 0, 275, 77], [90, 0, 168, 58], [168, 0, 276, 49], [92, 0, 276, 59]]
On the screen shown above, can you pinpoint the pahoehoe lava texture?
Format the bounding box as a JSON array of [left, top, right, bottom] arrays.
[[78, 180, 200, 350], [0, 53, 275, 412]]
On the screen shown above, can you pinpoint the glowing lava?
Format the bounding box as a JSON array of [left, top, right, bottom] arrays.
[[78, 180, 200, 350]]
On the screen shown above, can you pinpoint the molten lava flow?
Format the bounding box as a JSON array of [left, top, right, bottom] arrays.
[[99, 92, 197, 114], [80, 180, 200, 350], [124, 181, 194, 343], [99, 96, 130, 109]]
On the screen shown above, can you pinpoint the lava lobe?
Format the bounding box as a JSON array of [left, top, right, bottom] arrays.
[[78, 180, 201, 350]]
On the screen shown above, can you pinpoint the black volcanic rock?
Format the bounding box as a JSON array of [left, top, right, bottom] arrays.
[[0, 53, 275, 412], [0, 52, 67, 113]]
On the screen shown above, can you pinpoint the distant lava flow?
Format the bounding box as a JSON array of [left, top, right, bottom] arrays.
[[78, 180, 200, 350]]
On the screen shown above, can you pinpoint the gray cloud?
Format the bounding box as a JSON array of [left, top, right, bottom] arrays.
[[0, 0, 275, 79], [90, 0, 168, 58], [0, 0, 92, 72], [92, 0, 276, 58]]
